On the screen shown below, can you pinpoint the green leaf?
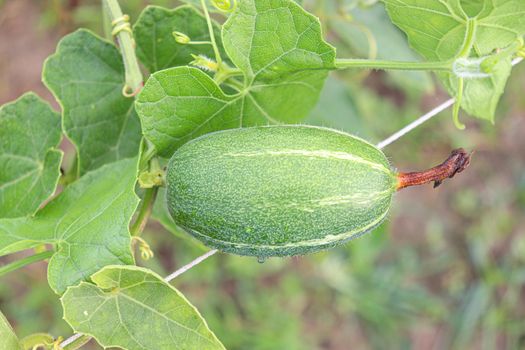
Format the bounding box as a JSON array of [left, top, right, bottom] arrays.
[[43, 29, 142, 175], [134, 5, 223, 73], [384, 0, 525, 122], [0, 93, 62, 218], [136, 0, 336, 157], [61, 265, 225, 350], [0, 158, 139, 294], [222, 0, 335, 78], [0, 310, 22, 350]]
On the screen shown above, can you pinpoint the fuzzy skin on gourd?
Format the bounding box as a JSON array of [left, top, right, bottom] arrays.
[[167, 125, 397, 257]]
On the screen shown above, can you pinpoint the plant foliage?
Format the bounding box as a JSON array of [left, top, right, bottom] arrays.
[[0, 0, 524, 348]]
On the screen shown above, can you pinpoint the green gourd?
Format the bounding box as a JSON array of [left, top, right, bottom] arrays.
[[166, 125, 470, 257]]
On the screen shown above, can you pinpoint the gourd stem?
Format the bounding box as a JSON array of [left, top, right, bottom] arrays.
[[335, 58, 452, 71], [396, 148, 471, 190]]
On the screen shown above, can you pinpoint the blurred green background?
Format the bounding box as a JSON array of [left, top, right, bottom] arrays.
[[1, 0, 525, 349]]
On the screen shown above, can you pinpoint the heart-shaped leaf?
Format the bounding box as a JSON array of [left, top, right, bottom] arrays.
[[0, 158, 139, 294], [384, 0, 525, 122], [0, 93, 62, 218], [136, 0, 336, 157], [62, 265, 225, 350], [43, 29, 142, 175]]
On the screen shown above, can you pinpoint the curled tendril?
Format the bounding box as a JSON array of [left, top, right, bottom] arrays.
[[133, 237, 154, 261], [173, 31, 191, 44], [111, 14, 132, 36], [211, 0, 237, 13], [336, 6, 377, 62], [452, 77, 465, 130], [122, 84, 141, 98]]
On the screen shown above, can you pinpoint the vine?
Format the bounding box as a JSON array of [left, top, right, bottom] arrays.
[[103, 0, 143, 96], [0, 0, 524, 349]]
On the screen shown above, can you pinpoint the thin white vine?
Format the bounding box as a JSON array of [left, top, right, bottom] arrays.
[[165, 249, 219, 282], [59, 333, 84, 348], [376, 98, 456, 149]]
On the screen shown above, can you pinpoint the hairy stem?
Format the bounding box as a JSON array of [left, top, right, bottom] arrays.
[[397, 148, 471, 190], [0, 250, 53, 278], [103, 0, 143, 95], [335, 58, 453, 71]]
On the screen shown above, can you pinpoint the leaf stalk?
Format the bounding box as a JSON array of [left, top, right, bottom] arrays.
[[334, 58, 453, 71]]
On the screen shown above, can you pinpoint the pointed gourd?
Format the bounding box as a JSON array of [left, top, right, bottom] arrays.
[[166, 126, 397, 257]]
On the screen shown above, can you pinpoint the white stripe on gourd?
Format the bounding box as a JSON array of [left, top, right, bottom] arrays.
[[223, 150, 391, 173]]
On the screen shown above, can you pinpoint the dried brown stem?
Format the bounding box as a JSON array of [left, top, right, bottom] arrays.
[[396, 148, 472, 191]]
